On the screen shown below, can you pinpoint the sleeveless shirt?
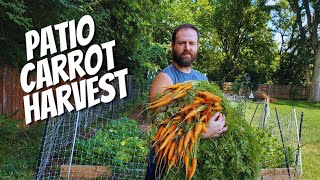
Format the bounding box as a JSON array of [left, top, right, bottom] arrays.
[[162, 64, 208, 84]]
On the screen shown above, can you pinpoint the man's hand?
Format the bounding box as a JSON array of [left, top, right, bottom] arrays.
[[201, 112, 228, 139]]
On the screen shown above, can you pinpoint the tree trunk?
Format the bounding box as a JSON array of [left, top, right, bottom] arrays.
[[305, 65, 311, 86], [311, 46, 320, 101]]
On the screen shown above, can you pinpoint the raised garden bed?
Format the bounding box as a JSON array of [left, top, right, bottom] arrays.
[[259, 167, 294, 180]]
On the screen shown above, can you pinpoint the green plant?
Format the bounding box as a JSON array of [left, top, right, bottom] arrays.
[[0, 114, 21, 140], [255, 128, 295, 169], [0, 115, 44, 179], [70, 117, 149, 179]]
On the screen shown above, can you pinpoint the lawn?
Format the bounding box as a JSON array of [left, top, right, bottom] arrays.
[[0, 100, 319, 179], [243, 100, 320, 180]]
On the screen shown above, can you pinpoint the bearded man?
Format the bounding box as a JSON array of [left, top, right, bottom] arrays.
[[146, 24, 228, 180], [149, 24, 207, 102]]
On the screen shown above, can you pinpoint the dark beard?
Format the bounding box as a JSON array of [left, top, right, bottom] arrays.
[[172, 49, 197, 67]]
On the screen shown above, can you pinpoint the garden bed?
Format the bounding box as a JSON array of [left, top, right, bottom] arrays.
[[259, 167, 294, 180]]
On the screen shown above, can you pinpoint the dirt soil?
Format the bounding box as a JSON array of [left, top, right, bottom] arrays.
[[128, 103, 150, 130]]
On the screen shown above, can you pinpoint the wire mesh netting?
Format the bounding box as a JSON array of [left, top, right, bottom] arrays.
[[225, 95, 303, 179], [36, 103, 149, 180], [36, 75, 150, 180]]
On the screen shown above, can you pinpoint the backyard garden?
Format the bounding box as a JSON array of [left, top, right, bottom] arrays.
[[1, 0, 320, 179]]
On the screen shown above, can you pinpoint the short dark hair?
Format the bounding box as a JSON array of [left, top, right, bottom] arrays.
[[171, 24, 200, 44]]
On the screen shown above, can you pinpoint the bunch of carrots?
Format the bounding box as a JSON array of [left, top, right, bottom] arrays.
[[148, 81, 223, 180]]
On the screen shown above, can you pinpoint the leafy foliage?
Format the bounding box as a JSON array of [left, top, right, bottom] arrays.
[[71, 117, 149, 178], [0, 114, 44, 179], [255, 128, 295, 169]]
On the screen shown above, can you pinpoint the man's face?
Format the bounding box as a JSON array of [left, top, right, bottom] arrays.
[[172, 28, 199, 67]]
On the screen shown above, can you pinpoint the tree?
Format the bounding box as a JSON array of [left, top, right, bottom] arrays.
[[194, 0, 278, 85], [286, 0, 320, 101], [0, 0, 33, 67]]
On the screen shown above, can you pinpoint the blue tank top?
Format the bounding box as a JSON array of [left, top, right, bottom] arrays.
[[162, 64, 208, 84]]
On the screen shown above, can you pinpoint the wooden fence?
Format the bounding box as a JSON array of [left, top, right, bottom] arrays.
[[0, 65, 26, 122], [222, 82, 310, 100], [258, 84, 310, 100]]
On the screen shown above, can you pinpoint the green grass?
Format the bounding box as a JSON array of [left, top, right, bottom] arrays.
[[243, 100, 320, 180], [0, 115, 44, 180]]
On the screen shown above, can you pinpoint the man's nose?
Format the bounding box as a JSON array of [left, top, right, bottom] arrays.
[[184, 43, 191, 50]]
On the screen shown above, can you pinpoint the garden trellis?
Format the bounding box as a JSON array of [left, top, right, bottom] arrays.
[[243, 99, 303, 179], [35, 76, 150, 179]]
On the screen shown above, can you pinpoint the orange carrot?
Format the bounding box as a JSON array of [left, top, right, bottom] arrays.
[[213, 94, 222, 101], [214, 102, 220, 107], [189, 138, 195, 152], [199, 115, 207, 122], [192, 99, 201, 105], [201, 122, 207, 133], [154, 143, 160, 155], [159, 131, 176, 151], [156, 149, 163, 167], [173, 116, 182, 121], [184, 105, 207, 120], [186, 117, 192, 124], [184, 153, 190, 176], [162, 124, 177, 137], [160, 141, 172, 157], [213, 106, 222, 111], [179, 149, 185, 162], [172, 90, 187, 100], [159, 118, 170, 125], [174, 82, 192, 93], [198, 91, 221, 102], [193, 122, 203, 140], [150, 91, 174, 107], [187, 158, 197, 180], [163, 83, 183, 89], [184, 130, 192, 149], [152, 125, 164, 141], [195, 97, 206, 103], [159, 126, 168, 137], [148, 98, 173, 109], [168, 141, 176, 161], [179, 104, 195, 112], [184, 109, 198, 121], [201, 107, 213, 122], [177, 135, 184, 155], [181, 83, 193, 91], [168, 151, 177, 170]]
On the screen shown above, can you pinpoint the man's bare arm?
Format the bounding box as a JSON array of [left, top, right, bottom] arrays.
[[149, 72, 173, 102]]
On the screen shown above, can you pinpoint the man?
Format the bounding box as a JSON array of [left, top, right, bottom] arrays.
[[146, 24, 228, 179]]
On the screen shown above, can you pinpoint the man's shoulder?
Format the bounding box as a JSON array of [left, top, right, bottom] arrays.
[[162, 64, 173, 73], [192, 68, 208, 80]]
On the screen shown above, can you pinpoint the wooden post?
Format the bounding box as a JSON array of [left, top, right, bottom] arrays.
[[60, 165, 112, 179]]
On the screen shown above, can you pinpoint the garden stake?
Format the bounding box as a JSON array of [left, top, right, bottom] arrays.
[[68, 111, 81, 179], [275, 107, 291, 180], [294, 111, 304, 177], [250, 103, 259, 125], [261, 99, 268, 128]]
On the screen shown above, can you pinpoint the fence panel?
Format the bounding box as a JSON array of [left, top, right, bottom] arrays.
[[220, 82, 310, 100]]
